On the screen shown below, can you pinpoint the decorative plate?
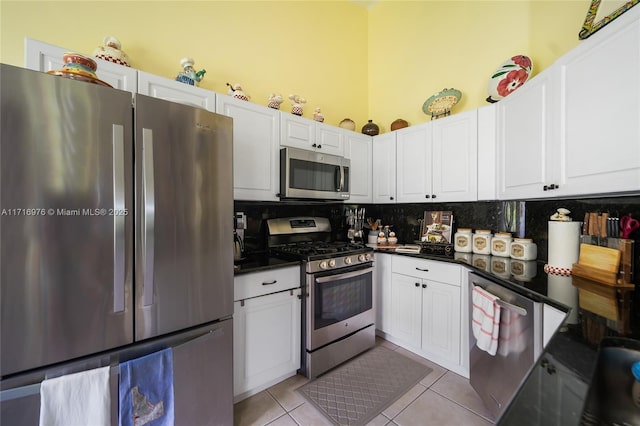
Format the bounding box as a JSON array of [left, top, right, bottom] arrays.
[[422, 88, 462, 118], [47, 69, 113, 88], [486, 55, 532, 103]]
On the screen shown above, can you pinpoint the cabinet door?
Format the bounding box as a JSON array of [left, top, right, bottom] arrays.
[[396, 124, 433, 202], [375, 253, 393, 334], [233, 289, 301, 399], [421, 281, 461, 363], [372, 132, 397, 203], [216, 94, 280, 201], [316, 122, 344, 156], [24, 38, 137, 93], [557, 17, 640, 196], [432, 109, 478, 202], [137, 71, 216, 112], [497, 68, 557, 200], [345, 132, 373, 203], [280, 113, 315, 151], [390, 273, 422, 349]]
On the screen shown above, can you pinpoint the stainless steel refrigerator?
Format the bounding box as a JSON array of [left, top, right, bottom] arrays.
[[0, 63, 234, 425]]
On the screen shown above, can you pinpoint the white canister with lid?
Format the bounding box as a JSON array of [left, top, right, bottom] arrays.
[[472, 230, 492, 254], [510, 238, 537, 260], [454, 228, 473, 253], [491, 232, 512, 257]]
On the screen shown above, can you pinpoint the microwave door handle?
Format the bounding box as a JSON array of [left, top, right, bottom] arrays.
[[338, 165, 345, 191]]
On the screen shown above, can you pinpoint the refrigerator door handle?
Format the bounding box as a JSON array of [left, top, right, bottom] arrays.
[[113, 125, 126, 313], [142, 129, 155, 307]]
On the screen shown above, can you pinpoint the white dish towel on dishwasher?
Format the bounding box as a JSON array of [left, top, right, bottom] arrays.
[[39, 365, 110, 426], [472, 285, 502, 356]]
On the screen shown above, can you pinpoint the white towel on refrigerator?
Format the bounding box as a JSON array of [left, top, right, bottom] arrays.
[[39, 365, 110, 426], [472, 285, 502, 356]]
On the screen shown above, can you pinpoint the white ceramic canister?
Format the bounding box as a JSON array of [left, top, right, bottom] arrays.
[[491, 256, 511, 279], [454, 228, 473, 253], [472, 230, 492, 255], [510, 238, 538, 260], [491, 232, 512, 257], [510, 260, 537, 281]]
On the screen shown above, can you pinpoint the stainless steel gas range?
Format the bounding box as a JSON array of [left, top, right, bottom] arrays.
[[267, 217, 375, 378]]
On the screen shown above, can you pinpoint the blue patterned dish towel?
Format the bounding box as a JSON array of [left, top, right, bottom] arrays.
[[119, 348, 174, 426]]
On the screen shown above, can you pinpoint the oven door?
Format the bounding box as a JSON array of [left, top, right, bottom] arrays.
[[307, 264, 374, 351]]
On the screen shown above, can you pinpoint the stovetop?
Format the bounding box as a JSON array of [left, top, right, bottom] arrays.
[[269, 241, 371, 261]]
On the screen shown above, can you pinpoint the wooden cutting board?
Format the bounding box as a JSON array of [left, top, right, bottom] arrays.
[[578, 243, 621, 272]]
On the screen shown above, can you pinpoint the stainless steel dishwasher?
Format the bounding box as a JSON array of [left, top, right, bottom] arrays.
[[468, 272, 543, 422]]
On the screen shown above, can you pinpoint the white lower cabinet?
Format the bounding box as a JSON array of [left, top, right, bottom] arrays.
[[387, 256, 467, 377], [233, 267, 301, 402], [374, 253, 393, 334]]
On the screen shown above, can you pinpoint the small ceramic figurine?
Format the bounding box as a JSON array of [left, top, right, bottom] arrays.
[[93, 36, 130, 67], [268, 93, 284, 109], [550, 208, 572, 221], [227, 83, 250, 101], [175, 58, 206, 86], [289, 94, 306, 116], [313, 107, 324, 122]]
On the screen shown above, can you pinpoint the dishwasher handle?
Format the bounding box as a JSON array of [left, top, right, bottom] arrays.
[[472, 282, 528, 316]]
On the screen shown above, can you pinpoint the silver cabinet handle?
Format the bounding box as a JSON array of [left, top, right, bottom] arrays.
[[142, 129, 155, 307], [112, 125, 126, 313], [262, 280, 278, 286], [416, 267, 429, 272]]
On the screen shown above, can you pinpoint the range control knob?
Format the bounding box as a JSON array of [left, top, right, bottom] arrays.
[[319, 261, 328, 270], [358, 254, 366, 262], [328, 259, 336, 268], [365, 253, 372, 261], [344, 256, 353, 265]]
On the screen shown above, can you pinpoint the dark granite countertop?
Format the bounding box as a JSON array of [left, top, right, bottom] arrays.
[[234, 247, 638, 424], [233, 253, 300, 275]]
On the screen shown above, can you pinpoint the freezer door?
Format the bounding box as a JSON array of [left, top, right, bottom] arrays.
[[134, 94, 234, 340], [0, 64, 134, 376]]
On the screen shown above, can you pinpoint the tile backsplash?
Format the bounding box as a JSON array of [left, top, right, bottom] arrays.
[[235, 195, 640, 280]]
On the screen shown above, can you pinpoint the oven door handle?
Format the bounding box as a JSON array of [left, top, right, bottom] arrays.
[[315, 267, 371, 284]]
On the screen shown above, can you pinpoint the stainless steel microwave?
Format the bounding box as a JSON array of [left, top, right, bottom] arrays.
[[279, 147, 350, 201]]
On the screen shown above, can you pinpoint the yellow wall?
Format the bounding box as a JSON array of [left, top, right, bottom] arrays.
[[368, 0, 586, 131], [1, 0, 589, 133], [0, 1, 370, 128]]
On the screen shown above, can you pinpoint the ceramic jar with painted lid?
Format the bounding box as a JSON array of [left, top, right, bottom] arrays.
[[454, 228, 472, 253], [491, 232, 512, 257], [472, 230, 492, 254], [510, 238, 537, 260]]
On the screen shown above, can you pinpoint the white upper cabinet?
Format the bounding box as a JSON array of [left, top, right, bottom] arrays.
[[280, 113, 344, 157], [555, 8, 640, 196], [396, 123, 433, 203], [396, 110, 478, 203], [372, 132, 397, 203], [216, 94, 280, 201], [432, 109, 478, 202], [344, 132, 373, 204], [25, 38, 138, 93], [477, 104, 498, 200], [138, 71, 216, 112], [496, 66, 558, 200]]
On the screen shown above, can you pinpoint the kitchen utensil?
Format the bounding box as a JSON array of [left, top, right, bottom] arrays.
[[620, 215, 640, 239]]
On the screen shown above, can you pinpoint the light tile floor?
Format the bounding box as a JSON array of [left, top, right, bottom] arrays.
[[234, 338, 495, 426]]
